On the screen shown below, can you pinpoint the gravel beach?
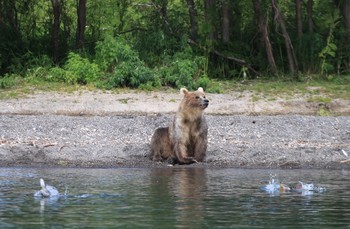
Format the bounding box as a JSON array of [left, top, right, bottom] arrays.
[[1, 90, 349, 169]]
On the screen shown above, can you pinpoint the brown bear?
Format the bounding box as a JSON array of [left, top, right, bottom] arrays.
[[150, 87, 209, 164]]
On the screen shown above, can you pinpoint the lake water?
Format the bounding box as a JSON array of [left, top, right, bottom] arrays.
[[0, 167, 349, 228]]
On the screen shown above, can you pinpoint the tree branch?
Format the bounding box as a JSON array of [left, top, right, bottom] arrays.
[[187, 39, 260, 75]]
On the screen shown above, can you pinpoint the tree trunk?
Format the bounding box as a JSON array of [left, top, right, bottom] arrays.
[[221, 0, 230, 43], [252, 0, 277, 74], [336, 0, 350, 69], [155, 0, 172, 34], [117, 1, 128, 33], [339, 0, 350, 42], [204, 0, 217, 43], [272, 0, 298, 75], [160, 0, 168, 29], [186, 0, 198, 42], [4, 1, 20, 37], [307, 0, 313, 33], [76, 0, 86, 49], [344, 0, 350, 69], [295, 0, 302, 38], [51, 0, 61, 64]]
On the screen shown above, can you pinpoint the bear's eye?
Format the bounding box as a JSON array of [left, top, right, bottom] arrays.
[[195, 96, 200, 99]]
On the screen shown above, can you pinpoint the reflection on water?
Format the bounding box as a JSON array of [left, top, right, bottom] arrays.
[[0, 167, 350, 228], [149, 168, 208, 228]]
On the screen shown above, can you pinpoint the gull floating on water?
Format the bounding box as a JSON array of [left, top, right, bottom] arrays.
[[34, 178, 59, 198]]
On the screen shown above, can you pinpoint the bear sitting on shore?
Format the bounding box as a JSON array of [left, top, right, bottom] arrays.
[[150, 87, 209, 164]]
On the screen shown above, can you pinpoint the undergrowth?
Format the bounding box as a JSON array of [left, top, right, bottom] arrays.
[[0, 35, 349, 99]]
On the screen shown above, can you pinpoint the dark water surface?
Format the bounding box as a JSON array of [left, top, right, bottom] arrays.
[[0, 167, 349, 228]]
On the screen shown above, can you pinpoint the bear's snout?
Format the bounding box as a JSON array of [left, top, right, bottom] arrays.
[[202, 99, 209, 108]]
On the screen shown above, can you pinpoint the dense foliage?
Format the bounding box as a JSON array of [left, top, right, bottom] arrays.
[[0, 0, 349, 90]]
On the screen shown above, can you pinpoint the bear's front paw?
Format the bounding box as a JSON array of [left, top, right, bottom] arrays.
[[151, 155, 163, 162], [167, 157, 178, 165], [178, 157, 197, 165]]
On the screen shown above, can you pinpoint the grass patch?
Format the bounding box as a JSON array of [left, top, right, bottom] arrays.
[[214, 74, 350, 100], [1, 74, 350, 101], [318, 106, 332, 116], [0, 78, 99, 100], [307, 97, 332, 103], [251, 94, 261, 102], [118, 98, 130, 104]]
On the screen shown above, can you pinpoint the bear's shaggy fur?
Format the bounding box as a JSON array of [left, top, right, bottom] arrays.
[[150, 87, 209, 164]]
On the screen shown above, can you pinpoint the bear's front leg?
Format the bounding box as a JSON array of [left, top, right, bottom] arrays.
[[175, 143, 197, 164], [194, 141, 207, 162], [194, 137, 207, 162]]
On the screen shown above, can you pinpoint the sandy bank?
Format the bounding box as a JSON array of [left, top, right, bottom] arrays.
[[0, 90, 349, 169]]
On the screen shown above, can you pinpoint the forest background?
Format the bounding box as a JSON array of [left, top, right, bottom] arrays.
[[0, 0, 349, 93]]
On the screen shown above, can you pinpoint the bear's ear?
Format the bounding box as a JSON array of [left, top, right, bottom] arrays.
[[180, 88, 188, 95], [197, 87, 204, 93]]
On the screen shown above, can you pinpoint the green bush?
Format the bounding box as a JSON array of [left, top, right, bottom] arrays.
[[44, 53, 100, 85], [106, 61, 160, 88], [9, 52, 53, 75], [159, 52, 208, 90], [95, 35, 159, 89], [0, 74, 15, 89], [47, 67, 66, 82], [63, 52, 100, 84], [195, 75, 211, 89], [95, 35, 139, 72], [174, 59, 196, 88]]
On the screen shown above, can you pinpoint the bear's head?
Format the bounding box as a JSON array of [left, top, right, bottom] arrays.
[[180, 87, 209, 110]]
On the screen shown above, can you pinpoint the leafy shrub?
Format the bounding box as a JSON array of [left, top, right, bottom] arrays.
[[162, 59, 195, 88], [25, 67, 51, 83], [8, 52, 53, 75], [133, 30, 179, 67], [95, 35, 159, 89], [195, 75, 211, 89], [44, 53, 100, 84], [159, 51, 208, 89], [47, 67, 66, 82], [63, 52, 100, 84], [106, 61, 160, 88], [0, 74, 15, 89], [95, 35, 139, 72]]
